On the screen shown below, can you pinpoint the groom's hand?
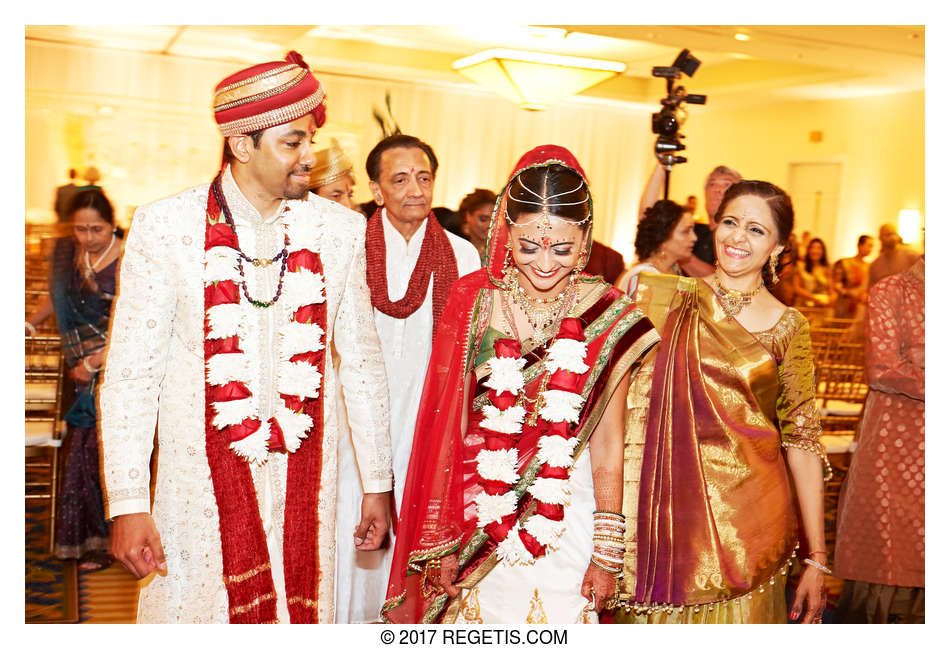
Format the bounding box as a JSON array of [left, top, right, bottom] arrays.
[[354, 491, 391, 550]]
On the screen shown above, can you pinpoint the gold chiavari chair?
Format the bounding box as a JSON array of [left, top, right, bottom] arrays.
[[814, 340, 867, 455], [25, 333, 65, 552], [796, 306, 830, 328]]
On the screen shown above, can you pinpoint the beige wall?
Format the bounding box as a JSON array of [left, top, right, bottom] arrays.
[[660, 90, 925, 261], [26, 39, 924, 265]]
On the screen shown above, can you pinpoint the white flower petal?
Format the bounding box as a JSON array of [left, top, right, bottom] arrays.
[[496, 526, 534, 566], [278, 320, 326, 361], [282, 269, 327, 309], [523, 514, 567, 548], [528, 476, 572, 505], [211, 397, 256, 429], [475, 448, 520, 484], [538, 389, 585, 424], [474, 491, 518, 527], [229, 421, 270, 465], [285, 214, 323, 253], [273, 404, 313, 453], [543, 338, 589, 374], [206, 351, 251, 386], [479, 405, 526, 436], [484, 356, 527, 395], [536, 435, 580, 469], [206, 303, 245, 340], [204, 246, 241, 283], [276, 361, 323, 399]]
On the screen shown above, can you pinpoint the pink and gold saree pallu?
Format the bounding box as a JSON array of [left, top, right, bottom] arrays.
[[615, 274, 798, 624]]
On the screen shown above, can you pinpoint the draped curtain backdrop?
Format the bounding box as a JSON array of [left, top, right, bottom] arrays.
[[26, 40, 654, 262]]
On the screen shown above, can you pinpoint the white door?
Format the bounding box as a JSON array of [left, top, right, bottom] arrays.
[[787, 162, 843, 250]]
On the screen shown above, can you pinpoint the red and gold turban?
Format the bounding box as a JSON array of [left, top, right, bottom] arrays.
[[213, 51, 327, 137]]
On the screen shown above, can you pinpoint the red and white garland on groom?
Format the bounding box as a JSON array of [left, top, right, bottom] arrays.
[[203, 204, 328, 465]]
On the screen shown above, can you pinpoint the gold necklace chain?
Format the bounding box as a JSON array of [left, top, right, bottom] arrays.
[[505, 267, 577, 331], [712, 269, 764, 318]]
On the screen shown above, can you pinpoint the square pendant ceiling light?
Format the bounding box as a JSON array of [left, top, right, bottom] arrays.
[[453, 49, 626, 110]]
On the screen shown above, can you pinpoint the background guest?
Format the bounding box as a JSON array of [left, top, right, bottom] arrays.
[[77, 166, 103, 192], [770, 235, 799, 306], [456, 188, 495, 264], [793, 237, 835, 307], [617, 199, 695, 295], [683, 194, 698, 216], [869, 223, 920, 287], [798, 230, 813, 260], [832, 234, 873, 318], [26, 189, 123, 571], [53, 168, 79, 223], [308, 137, 356, 210], [834, 257, 924, 623]]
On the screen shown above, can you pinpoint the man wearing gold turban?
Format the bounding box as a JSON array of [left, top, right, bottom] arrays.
[[309, 138, 357, 209], [99, 51, 393, 623]]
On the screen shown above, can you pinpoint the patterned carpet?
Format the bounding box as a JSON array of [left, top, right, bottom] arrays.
[[25, 502, 78, 624], [78, 564, 139, 623]]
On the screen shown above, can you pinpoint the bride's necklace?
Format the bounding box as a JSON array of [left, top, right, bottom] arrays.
[[83, 233, 116, 278], [712, 268, 763, 318], [504, 267, 577, 331]]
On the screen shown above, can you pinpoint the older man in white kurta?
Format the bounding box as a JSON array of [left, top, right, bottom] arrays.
[[100, 52, 392, 624], [333, 135, 479, 623]]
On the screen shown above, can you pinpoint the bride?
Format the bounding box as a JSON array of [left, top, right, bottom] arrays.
[[381, 145, 659, 624]]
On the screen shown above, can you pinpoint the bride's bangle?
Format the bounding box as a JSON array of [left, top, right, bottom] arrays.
[[25, 321, 37, 336], [803, 557, 832, 575], [82, 357, 100, 373]]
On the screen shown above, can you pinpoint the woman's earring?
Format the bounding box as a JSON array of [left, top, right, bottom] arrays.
[[769, 251, 781, 284]]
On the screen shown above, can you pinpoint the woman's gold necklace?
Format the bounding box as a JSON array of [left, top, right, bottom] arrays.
[[505, 267, 577, 331], [712, 268, 764, 318]]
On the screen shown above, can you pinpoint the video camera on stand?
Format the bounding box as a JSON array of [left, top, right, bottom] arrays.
[[651, 49, 706, 200]]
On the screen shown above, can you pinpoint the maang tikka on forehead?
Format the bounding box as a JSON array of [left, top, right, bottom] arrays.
[[504, 175, 592, 229]]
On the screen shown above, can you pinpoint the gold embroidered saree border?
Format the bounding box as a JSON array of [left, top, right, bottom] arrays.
[[611, 551, 797, 619]]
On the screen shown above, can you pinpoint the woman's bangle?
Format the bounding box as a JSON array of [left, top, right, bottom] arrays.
[[25, 321, 37, 336], [82, 357, 100, 373], [803, 557, 832, 575]]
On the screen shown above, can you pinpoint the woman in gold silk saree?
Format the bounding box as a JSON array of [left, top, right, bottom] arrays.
[[614, 181, 831, 624]]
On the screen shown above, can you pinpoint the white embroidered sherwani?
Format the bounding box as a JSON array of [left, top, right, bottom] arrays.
[[334, 211, 480, 623], [99, 168, 392, 623]]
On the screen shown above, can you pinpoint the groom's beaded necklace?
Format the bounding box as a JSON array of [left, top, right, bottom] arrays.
[[211, 178, 289, 308]]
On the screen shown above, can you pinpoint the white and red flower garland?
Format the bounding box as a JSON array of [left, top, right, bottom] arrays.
[[475, 317, 590, 565], [203, 209, 327, 465]]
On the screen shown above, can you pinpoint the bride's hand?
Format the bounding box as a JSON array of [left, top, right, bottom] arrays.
[[581, 562, 617, 612], [439, 553, 460, 597]]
